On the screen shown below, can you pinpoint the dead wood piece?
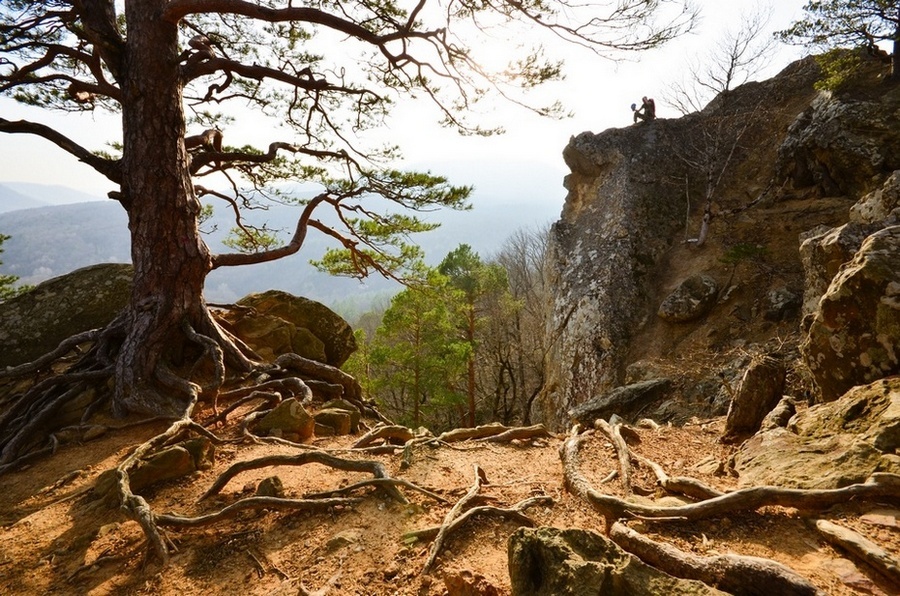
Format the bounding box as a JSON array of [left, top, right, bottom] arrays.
[[595, 420, 633, 496], [637, 418, 662, 430], [404, 495, 553, 543], [155, 496, 360, 528], [815, 519, 900, 587], [437, 422, 511, 442], [304, 477, 450, 504], [475, 424, 552, 443], [422, 464, 488, 575], [610, 522, 819, 596], [560, 434, 900, 527], [351, 424, 415, 448], [200, 451, 407, 504]]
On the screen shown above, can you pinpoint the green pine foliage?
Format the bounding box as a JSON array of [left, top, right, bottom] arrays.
[[778, 1, 900, 80], [0, 234, 29, 302], [364, 268, 471, 429]]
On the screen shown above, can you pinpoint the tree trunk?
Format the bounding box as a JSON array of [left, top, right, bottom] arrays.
[[466, 305, 476, 427], [115, 0, 212, 416], [893, 31, 899, 80]]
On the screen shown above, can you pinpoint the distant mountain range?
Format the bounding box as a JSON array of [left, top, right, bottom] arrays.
[[0, 182, 107, 212], [0, 178, 564, 311]]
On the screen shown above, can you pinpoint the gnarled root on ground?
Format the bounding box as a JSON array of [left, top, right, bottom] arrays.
[[594, 419, 722, 501], [560, 432, 900, 526], [813, 519, 900, 587], [609, 522, 820, 596], [415, 464, 553, 575]]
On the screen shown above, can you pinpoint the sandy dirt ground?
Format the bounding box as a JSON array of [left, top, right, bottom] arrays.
[[2, 408, 899, 596]]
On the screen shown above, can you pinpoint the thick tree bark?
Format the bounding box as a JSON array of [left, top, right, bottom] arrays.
[[116, 1, 213, 416]]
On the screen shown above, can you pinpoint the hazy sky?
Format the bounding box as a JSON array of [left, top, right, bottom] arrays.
[[0, 0, 810, 202]]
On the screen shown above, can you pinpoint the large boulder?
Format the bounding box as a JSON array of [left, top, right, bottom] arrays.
[[801, 226, 900, 402], [722, 356, 786, 442], [508, 527, 726, 596], [734, 377, 900, 489], [217, 290, 356, 366], [568, 379, 672, 426], [0, 263, 132, 368]]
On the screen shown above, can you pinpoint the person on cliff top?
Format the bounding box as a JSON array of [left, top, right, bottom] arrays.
[[632, 96, 656, 123]]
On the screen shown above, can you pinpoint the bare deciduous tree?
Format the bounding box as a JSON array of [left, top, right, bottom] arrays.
[[666, 4, 777, 115]]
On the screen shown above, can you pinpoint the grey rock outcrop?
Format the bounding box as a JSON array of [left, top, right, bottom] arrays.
[[0, 263, 132, 368], [777, 91, 900, 199], [801, 226, 900, 402], [657, 274, 719, 322], [508, 527, 726, 596], [849, 169, 900, 224], [568, 379, 671, 425], [799, 221, 884, 317], [734, 377, 900, 488], [541, 58, 822, 428]]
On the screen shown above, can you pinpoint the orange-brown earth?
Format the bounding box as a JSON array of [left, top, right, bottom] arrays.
[[2, 402, 899, 596]]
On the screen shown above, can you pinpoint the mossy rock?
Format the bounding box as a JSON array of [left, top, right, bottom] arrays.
[[0, 264, 132, 368]]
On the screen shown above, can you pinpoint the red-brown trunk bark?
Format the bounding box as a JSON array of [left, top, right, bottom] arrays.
[[114, 0, 212, 416]]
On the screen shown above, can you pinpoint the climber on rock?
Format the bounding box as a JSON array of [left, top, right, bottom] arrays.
[[632, 96, 656, 123]]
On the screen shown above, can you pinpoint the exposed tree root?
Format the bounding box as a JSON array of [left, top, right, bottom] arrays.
[[405, 495, 553, 543], [0, 368, 113, 467], [595, 419, 723, 501], [436, 422, 552, 444], [416, 464, 553, 575], [155, 496, 361, 528], [200, 451, 409, 503], [609, 522, 820, 596], [352, 423, 416, 448], [560, 432, 900, 527], [814, 519, 900, 587], [274, 353, 385, 421], [422, 464, 489, 575], [437, 422, 515, 442], [595, 420, 634, 496], [0, 329, 100, 380], [304, 477, 450, 504], [111, 399, 202, 566]]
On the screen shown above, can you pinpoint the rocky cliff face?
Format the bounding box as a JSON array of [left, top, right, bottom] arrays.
[[541, 54, 900, 429]]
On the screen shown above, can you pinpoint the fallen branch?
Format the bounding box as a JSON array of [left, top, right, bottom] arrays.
[[200, 451, 408, 504], [437, 422, 512, 442], [560, 434, 900, 526], [610, 522, 819, 596], [422, 464, 488, 575], [475, 424, 552, 443], [814, 519, 900, 587]]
